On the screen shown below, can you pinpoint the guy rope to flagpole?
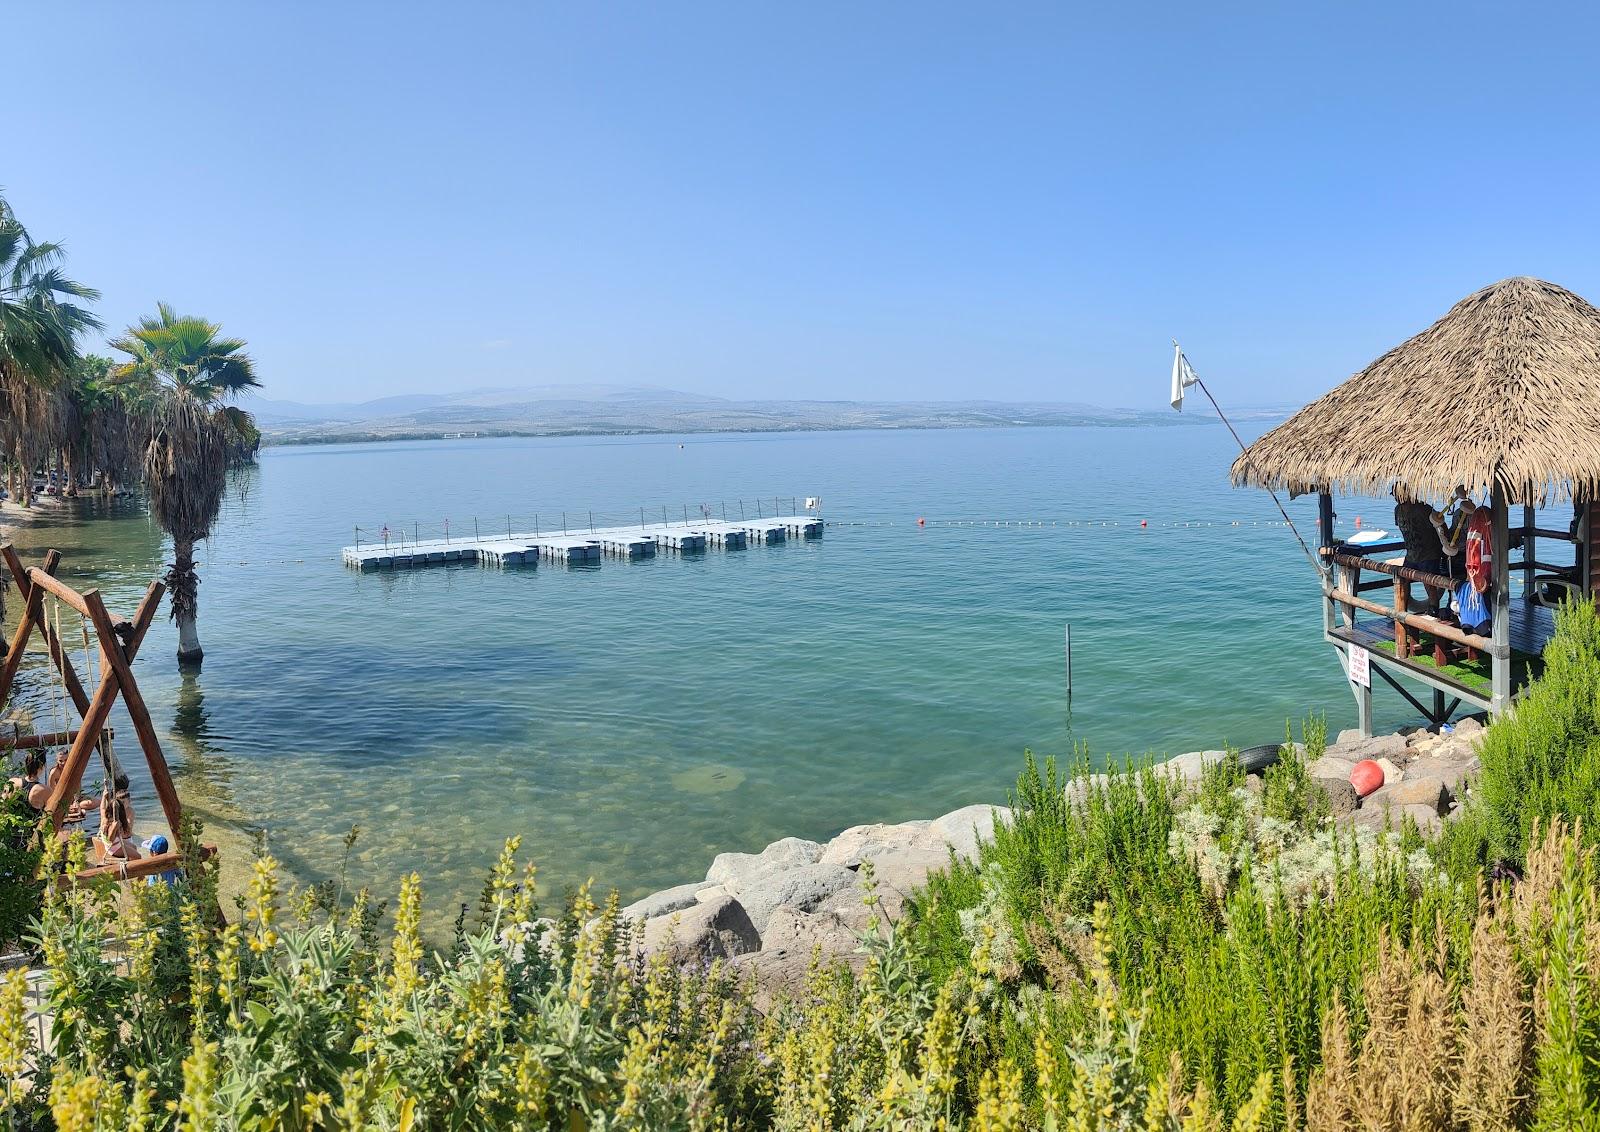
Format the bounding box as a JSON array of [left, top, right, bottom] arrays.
[[1170, 341, 1326, 578]]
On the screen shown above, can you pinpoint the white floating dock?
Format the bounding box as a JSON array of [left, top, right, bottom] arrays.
[[341, 515, 821, 571]]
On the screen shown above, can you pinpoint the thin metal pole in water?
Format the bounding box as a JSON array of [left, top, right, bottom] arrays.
[[354, 526, 360, 552], [663, 504, 669, 526], [721, 501, 727, 520], [474, 517, 479, 541], [535, 513, 540, 536], [756, 498, 763, 518], [1064, 623, 1073, 699], [740, 499, 745, 520], [589, 510, 594, 533], [682, 503, 689, 526], [506, 515, 511, 537], [640, 507, 646, 528], [562, 511, 567, 535], [444, 519, 450, 545], [414, 522, 419, 544]]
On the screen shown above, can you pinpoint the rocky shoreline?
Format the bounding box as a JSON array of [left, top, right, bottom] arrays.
[[621, 720, 1487, 1003]]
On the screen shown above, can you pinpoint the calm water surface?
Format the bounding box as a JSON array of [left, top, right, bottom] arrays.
[[3, 425, 1423, 913]]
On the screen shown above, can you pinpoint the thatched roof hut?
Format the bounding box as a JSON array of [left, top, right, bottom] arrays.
[[1232, 276, 1600, 505]]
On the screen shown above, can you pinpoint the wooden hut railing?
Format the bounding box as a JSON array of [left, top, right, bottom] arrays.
[[1321, 550, 1493, 655]]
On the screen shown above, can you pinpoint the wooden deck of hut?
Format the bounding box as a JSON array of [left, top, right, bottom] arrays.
[[1233, 276, 1600, 735]]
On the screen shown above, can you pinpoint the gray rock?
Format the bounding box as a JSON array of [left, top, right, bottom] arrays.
[[726, 862, 858, 934], [640, 895, 760, 964], [1161, 750, 1228, 781], [927, 804, 1011, 862], [1380, 775, 1448, 814], [853, 844, 953, 923], [706, 836, 823, 886], [622, 881, 713, 924], [1374, 756, 1405, 785], [733, 943, 860, 1014], [1064, 773, 1110, 807], [759, 904, 863, 961], [1403, 803, 1443, 835], [819, 820, 933, 867], [1335, 728, 1365, 747], [1453, 716, 1484, 736], [1307, 755, 1357, 782], [1315, 776, 1360, 816], [1332, 733, 1408, 762], [1431, 756, 1481, 796]]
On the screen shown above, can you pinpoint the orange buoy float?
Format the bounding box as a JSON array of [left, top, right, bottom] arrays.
[[1355, 516, 1363, 529], [1351, 759, 1384, 798]]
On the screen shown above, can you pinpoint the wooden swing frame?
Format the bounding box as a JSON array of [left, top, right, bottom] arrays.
[[0, 545, 212, 883]]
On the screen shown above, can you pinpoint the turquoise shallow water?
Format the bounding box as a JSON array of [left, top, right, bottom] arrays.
[[1, 424, 1431, 911]]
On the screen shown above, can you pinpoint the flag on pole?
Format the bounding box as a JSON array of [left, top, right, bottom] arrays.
[[1170, 342, 1200, 411]]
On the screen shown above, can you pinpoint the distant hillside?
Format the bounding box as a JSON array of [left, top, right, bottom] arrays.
[[239, 384, 1261, 445]]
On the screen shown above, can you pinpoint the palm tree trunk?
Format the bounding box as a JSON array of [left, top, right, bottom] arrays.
[[14, 443, 30, 508], [171, 539, 203, 665]]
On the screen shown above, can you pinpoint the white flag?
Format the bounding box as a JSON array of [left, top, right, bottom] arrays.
[[1170, 343, 1200, 411]]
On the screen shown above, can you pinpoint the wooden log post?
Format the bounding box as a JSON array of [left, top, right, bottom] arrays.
[[84, 588, 184, 840], [1319, 493, 1336, 636], [1491, 488, 1512, 712], [44, 582, 165, 831], [1393, 574, 1410, 657]]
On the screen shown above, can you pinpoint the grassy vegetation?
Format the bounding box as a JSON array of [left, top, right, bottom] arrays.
[[11, 604, 1600, 1128]]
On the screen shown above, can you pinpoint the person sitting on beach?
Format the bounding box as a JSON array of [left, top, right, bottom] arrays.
[[1394, 490, 1447, 612], [96, 785, 141, 864]]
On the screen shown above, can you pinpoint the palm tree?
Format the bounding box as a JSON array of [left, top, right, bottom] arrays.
[[112, 303, 259, 665], [0, 195, 101, 505]]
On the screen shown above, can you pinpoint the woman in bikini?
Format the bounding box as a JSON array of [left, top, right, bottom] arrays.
[[96, 780, 141, 864]]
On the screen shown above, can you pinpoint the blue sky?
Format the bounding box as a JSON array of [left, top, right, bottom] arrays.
[[9, 2, 1600, 407]]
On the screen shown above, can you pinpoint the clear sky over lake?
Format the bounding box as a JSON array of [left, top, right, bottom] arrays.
[[11, 2, 1600, 406]]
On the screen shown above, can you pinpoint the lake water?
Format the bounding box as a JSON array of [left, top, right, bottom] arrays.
[[2, 424, 1427, 915]]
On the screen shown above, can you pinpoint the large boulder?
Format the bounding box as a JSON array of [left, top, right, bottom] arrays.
[[759, 904, 864, 961], [1315, 776, 1360, 816], [726, 862, 858, 934], [733, 909, 869, 1012], [1160, 750, 1228, 781], [825, 844, 954, 928], [1373, 775, 1449, 814], [1332, 733, 1408, 763], [1307, 755, 1358, 782], [1403, 803, 1443, 835], [640, 895, 760, 964], [622, 881, 713, 924], [928, 804, 1012, 862], [819, 820, 934, 867], [706, 836, 823, 887]]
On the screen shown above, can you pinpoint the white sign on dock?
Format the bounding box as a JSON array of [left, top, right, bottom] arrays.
[[1349, 645, 1371, 689]]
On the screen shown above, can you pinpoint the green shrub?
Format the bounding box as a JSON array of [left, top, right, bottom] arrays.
[[1443, 599, 1600, 871], [0, 772, 43, 952]]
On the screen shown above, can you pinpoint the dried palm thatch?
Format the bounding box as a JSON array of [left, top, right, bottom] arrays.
[[1232, 277, 1600, 505]]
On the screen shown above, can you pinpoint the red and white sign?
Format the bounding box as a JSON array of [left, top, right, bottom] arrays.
[[1349, 645, 1371, 689]]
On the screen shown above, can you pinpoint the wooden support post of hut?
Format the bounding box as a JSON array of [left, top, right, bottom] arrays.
[[1233, 277, 1600, 735]]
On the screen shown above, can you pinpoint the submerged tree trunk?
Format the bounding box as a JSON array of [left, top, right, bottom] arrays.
[[170, 538, 203, 666]]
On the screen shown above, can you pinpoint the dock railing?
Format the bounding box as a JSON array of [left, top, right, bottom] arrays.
[[351, 496, 819, 552]]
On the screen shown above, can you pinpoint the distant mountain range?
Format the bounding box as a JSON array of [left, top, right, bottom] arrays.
[[239, 384, 1287, 445]]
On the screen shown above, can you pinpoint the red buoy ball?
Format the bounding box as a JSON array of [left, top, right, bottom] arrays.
[[1355, 516, 1363, 529], [1351, 759, 1385, 798], [917, 517, 926, 527], [1140, 519, 1148, 528]]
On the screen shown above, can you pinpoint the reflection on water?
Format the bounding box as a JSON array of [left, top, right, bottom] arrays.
[[0, 426, 1443, 924]]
